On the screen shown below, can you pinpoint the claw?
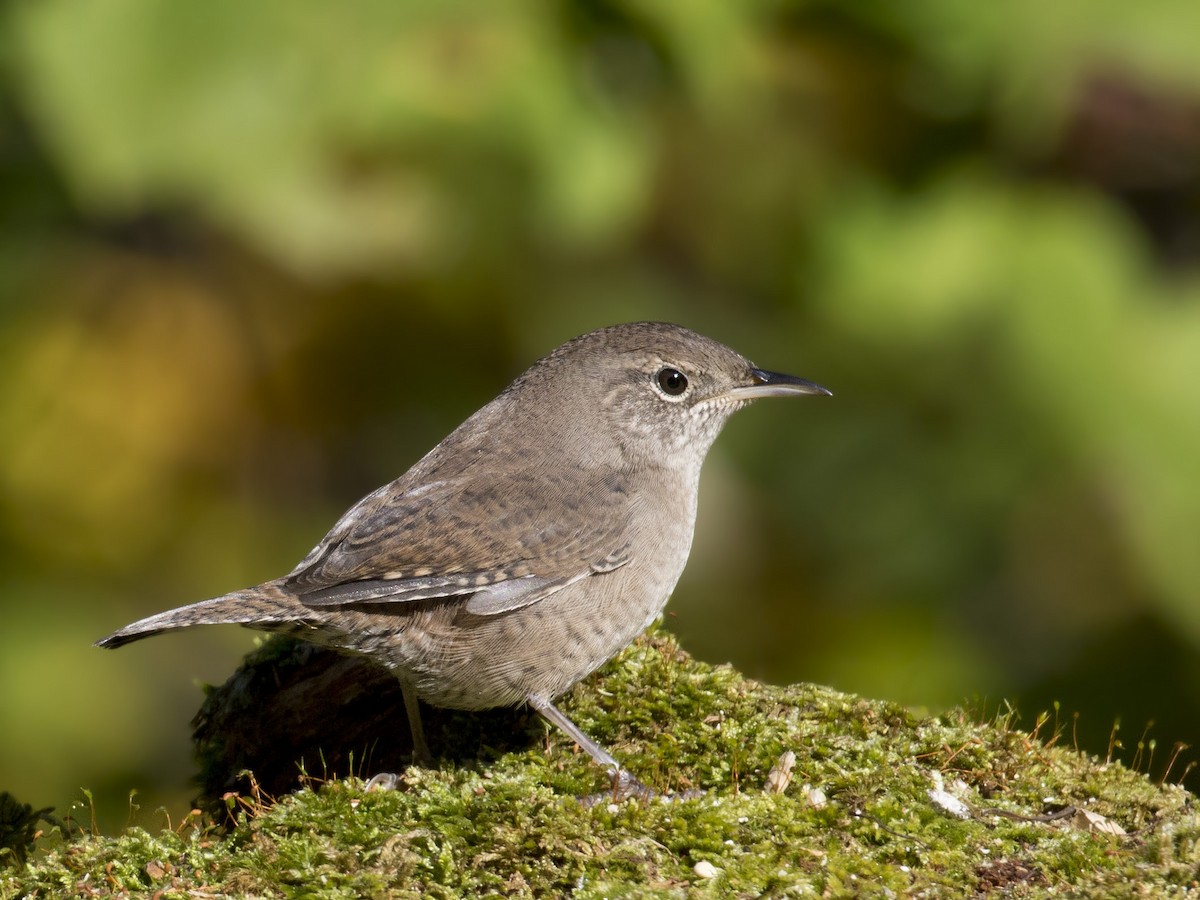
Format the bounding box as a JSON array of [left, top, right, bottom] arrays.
[[577, 767, 703, 807], [364, 772, 401, 791]]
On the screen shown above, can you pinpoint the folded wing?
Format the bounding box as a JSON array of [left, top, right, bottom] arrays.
[[290, 468, 633, 617]]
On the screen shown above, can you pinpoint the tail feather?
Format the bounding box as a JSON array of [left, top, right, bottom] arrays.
[[96, 581, 304, 649]]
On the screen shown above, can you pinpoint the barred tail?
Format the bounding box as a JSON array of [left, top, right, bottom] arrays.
[[96, 580, 304, 649]]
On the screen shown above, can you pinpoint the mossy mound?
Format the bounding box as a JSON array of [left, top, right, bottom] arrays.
[[6, 631, 1199, 897]]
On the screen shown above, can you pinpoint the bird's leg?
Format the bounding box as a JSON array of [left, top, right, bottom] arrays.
[[527, 694, 657, 803], [364, 677, 432, 791], [400, 678, 434, 767], [528, 694, 621, 769]]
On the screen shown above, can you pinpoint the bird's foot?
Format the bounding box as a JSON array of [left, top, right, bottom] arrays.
[[364, 772, 401, 791], [578, 767, 702, 807], [362, 741, 435, 792]]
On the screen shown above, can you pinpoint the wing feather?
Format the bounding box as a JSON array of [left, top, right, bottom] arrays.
[[290, 467, 633, 614]]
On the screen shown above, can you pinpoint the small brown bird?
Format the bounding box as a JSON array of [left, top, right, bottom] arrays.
[[99, 322, 829, 795]]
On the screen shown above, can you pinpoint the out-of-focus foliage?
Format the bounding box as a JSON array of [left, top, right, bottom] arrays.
[[2, 0, 1199, 829]]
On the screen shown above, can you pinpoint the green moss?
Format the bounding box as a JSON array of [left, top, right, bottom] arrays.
[[6, 630, 1200, 897]]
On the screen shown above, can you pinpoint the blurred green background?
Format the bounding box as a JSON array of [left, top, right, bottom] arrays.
[[2, 0, 1200, 832]]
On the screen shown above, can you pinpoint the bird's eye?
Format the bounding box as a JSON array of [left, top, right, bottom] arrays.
[[656, 367, 689, 396]]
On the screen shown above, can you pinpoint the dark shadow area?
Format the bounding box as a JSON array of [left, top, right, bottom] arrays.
[[192, 636, 542, 814], [1016, 614, 1199, 790]]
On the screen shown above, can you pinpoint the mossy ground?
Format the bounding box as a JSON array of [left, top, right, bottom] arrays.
[[4, 631, 1199, 897]]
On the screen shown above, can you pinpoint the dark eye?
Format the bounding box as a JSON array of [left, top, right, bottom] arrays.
[[656, 367, 688, 396]]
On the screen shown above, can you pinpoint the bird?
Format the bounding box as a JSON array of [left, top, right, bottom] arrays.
[[98, 321, 830, 797]]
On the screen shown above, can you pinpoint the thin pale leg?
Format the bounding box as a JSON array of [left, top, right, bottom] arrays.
[[367, 676, 434, 796], [528, 694, 656, 803], [400, 679, 434, 767], [364, 677, 431, 791]]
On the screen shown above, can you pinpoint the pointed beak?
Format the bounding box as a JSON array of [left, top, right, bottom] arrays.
[[724, 368, 832, 401]]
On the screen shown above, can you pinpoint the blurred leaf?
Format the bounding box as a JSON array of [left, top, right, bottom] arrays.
[[813, 171, 1200, 640], [857, 0, 1200, 150], [0, 261, 255, 566], [9, 1, 662, 273]]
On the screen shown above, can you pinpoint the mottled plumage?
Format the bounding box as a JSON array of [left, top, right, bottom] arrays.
[[98, 321, 829, 793]]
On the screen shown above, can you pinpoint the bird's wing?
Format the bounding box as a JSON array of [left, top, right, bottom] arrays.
[[289, 468, 633, 617]]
